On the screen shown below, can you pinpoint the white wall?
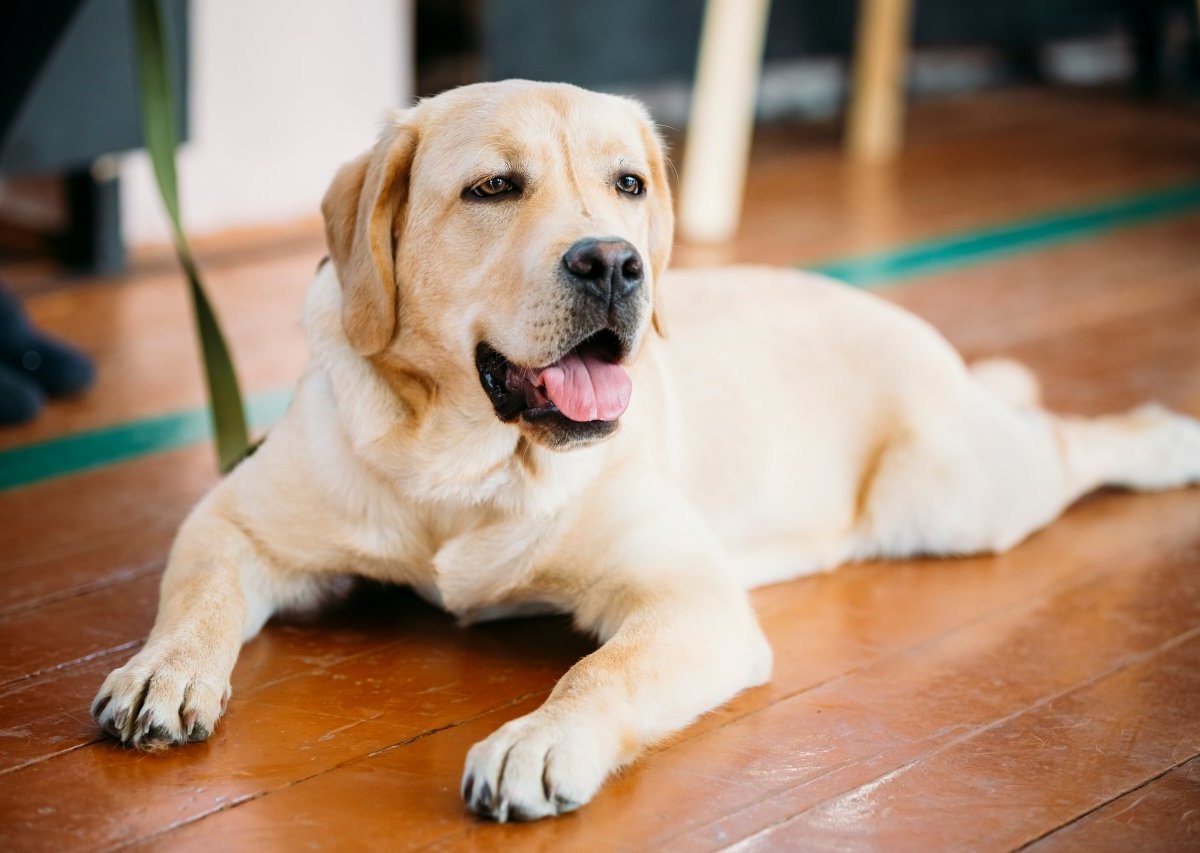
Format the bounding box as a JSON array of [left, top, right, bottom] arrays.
[[120, 0, 412, 246]]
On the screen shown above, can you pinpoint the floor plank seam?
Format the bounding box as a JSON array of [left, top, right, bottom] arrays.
[[0, 739, 103, 778], [366, 688, 551, 762], [0, 627, 514, 774], [109, 687, 553, 851], [0, 559, 164, 621], [960, 261, 1200, 356], [652, 538, 1163, 773], [0, 640, 143, 692], [230, 636, 412, 696], [2, 635, 417, 776], [1008, 750, 1200, 852], [708, 623, 1200, 851]]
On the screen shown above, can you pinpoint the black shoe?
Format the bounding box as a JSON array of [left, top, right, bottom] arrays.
[[0, 362, 44, 425], [0, 284, 95, 398]]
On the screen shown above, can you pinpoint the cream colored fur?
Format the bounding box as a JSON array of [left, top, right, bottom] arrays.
[[92, 80, 1200, 822]]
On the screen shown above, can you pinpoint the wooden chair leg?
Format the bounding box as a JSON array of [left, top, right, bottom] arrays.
[[847, 0, 914, 162], [677, 0, 771, 244]]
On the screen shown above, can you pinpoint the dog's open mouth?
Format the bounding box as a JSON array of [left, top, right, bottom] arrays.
[[476, 328, 631, 426]]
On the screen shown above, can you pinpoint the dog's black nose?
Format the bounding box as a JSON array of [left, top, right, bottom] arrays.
[[562, 238, 643, 304]]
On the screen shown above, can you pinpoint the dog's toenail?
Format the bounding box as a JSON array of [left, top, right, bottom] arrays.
[[554, 794, 582, 813], [135, 709, 152, 737]]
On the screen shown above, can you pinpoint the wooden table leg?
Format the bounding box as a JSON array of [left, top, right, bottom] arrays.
[[677, 0, 771, 244], [847, 0, 914, 162]]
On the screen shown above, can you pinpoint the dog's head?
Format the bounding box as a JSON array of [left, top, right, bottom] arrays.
[[321, 80, 674, 451]]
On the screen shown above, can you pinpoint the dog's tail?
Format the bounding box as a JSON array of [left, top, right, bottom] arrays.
[[969, 357, 1042, 410]]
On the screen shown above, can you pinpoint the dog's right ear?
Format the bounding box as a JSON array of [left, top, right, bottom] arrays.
[[321, 117, 418, 356]]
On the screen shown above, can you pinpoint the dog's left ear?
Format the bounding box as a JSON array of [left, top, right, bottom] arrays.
[[636, 110, 675, 337], [322, 113, 418, 356]]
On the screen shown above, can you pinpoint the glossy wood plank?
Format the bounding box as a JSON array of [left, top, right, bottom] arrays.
[[0, 587, 428, 774], [133, 695, 549, 853], [888, 216, 1200, 361], [1025, 756, 1200, 853], [664, 499, 1200, 849], [438, 493, 1200, 849], [731, 633, 1200, 851], [105, 489, 1200, 852], [0, 701, 404, 851], [0, 597, 594, 850], [0, 573, 158, 686], [0, 446, 215, 616], [3, 490, 1190, 847], [0, 655, 117, 774]]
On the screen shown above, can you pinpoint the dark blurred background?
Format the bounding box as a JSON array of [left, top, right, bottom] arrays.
[[421, 0, 1199, 106]]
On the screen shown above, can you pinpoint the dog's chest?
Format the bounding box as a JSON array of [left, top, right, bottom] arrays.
[[400, 510, 559, 622], [340, 447, 586, 622], [409, 580, 560, 624]]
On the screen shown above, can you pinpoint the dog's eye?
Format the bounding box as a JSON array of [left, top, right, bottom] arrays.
[[616, 174, 644, 196], [468, 176, 518, 199]]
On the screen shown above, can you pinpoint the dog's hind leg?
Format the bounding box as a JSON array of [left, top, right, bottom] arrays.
[[1052, 403, 1200, 498], [858, 379, 1200, 560], [969, 357, 1042, 410]]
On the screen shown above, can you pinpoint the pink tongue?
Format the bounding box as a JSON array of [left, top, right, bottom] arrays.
[[537, 352, 631, 422]]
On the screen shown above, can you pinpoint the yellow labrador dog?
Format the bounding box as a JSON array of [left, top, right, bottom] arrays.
[[93, 80, 1200, 821]]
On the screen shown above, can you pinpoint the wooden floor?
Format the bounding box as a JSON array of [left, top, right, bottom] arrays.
[[2, 87, 1199, 851]]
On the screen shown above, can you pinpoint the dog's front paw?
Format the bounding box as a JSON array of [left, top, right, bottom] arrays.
[[462, 710, 617, 822], [91, 640, 230, 749]]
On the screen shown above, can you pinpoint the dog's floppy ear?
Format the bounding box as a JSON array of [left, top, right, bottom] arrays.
[[321, 116, 418, 356], [637, 115, 675, 337]]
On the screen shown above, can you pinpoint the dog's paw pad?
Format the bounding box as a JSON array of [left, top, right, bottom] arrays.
[[462, 711, 614, 822], [91, 644, 229, 750]]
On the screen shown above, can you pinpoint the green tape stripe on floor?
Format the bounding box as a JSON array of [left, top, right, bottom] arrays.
[[0, 389, 292, 491], [3, 180, 1200, 493], [812, 181, 1200, 286]]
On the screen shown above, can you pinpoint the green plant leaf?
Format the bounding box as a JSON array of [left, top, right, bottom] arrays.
[[132, 0, 249, 472]]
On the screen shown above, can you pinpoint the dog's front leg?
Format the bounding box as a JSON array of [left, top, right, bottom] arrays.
[[91, 493, 297, 747], [462, 546, 772, 821]]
